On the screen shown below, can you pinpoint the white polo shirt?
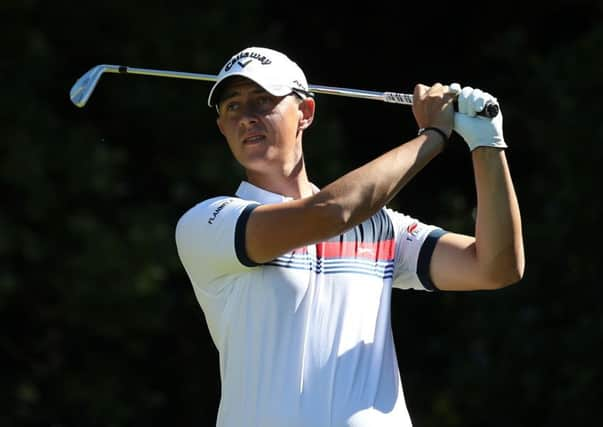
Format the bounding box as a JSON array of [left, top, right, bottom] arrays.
[[175, 181, 446, 427]]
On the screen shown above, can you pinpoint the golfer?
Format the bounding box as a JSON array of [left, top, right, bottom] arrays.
[[175, 46, 524, 427]]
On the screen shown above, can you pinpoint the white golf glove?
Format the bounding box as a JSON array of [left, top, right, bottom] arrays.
[[450, 83, 508, 151]]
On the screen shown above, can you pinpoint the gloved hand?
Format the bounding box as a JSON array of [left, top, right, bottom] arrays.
[[450, 83, 508, 151]]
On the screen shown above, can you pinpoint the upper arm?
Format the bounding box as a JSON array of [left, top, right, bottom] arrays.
[[175, 197, 258, 283], [430, 232, 509, 291]]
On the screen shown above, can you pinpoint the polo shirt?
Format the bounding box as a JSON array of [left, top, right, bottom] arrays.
[[175, 181, 446, 427]]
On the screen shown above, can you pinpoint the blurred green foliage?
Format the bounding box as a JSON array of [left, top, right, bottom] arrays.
[[1, 1, 602, 426]]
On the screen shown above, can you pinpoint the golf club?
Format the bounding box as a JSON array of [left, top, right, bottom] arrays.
[[69, 64, 499, 117]]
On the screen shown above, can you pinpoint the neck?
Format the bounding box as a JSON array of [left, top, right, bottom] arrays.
[[245, 158, 314, 199]]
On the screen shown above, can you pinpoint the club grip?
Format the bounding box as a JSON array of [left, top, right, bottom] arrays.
[[454, 100, 499, 118], [481, 102, 499, 118], [383, 91, 499, 118]]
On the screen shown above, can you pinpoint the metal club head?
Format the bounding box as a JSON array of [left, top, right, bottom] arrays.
[[70, 65, 118, 108]]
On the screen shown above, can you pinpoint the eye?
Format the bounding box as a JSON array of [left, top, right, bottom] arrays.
[[223, 101, 240, 112], [256, 95, 272, 106]]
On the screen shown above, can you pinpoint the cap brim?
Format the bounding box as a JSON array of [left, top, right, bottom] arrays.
[[207, 73, 291, 108]]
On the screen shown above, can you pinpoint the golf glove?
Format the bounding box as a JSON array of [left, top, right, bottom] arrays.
[[450, 83, 508, 151]]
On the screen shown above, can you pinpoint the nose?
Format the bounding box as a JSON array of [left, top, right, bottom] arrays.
[[238, 102, 260, 126]]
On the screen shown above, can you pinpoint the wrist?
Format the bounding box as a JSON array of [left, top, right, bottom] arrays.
[[466, 136, 508, 151], [418, 127, 449, 145]]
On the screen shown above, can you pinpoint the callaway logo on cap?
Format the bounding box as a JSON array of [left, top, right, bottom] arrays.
[[207, 47, 309, 107]]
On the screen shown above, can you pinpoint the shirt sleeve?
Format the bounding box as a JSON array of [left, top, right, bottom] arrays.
[[384, 207, 447, 291], [175, 196, 259, 293]]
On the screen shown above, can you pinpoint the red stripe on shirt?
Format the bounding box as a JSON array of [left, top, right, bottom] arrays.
[[316, 239, 395, 261]]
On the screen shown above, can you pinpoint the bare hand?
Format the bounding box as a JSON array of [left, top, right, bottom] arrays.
[[412, 83, 455, 137]]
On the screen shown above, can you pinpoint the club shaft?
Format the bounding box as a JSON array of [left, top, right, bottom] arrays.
[[71, 64, 499, 117], [108, 65, 406, 104]]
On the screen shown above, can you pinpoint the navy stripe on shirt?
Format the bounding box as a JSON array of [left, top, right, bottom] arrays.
[[234, 203, 260, 267], [417, 228, 447, 291]]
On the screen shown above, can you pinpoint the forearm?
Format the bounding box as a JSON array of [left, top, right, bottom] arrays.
[[309, 131, 445, 234], [244, 84, 455, 264], [472, 148, 525, 284]]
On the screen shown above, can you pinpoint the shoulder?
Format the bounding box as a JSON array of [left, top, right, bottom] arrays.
[[175, 195, 260, 263], [382, 206, 415, 230], [177, 196, 249, 226], [382, 206, 445, 248], [175, 195, 263, 246]]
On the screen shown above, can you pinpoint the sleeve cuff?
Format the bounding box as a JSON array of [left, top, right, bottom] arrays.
[[234, 203, 260, 266], [417, 228, 447, 291]]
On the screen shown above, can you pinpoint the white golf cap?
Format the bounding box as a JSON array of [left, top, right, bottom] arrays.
[[207, 47, 309, 107]]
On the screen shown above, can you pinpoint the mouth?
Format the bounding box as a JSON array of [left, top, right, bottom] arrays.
[[242, 134, 265, 145]]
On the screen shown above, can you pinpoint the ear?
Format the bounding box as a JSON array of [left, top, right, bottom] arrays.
[[298, 97, 315, 130], [216, 116, 226, 136]]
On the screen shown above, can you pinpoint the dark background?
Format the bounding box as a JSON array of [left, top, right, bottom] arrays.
[[2, 1, 602, 426]]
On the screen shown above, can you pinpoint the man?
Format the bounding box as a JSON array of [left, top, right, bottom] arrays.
[[175, 47, 524, 427]]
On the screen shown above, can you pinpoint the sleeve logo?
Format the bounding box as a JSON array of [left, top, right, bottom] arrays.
[[405, 222, 420, 241], [208, 199, 233, 224]]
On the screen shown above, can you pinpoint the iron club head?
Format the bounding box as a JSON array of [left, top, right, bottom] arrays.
[[70, 65, 119, 107]]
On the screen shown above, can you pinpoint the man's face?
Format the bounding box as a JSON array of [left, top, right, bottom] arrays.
[[215, 77, 308, 176]]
